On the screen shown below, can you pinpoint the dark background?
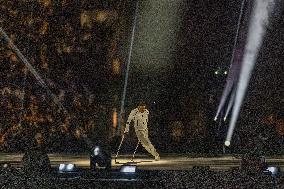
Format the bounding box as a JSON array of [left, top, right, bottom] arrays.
[[0, 0, 283, 154]]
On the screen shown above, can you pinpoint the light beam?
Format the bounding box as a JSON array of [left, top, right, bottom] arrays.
[[225, 0, 275, 144]]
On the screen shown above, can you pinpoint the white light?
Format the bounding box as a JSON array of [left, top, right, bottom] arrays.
[[94, 147, 100, 156], [225, 141, 230, 146], [214, 117, 217, 121], [59, 164, 65, 171], [215, 71, 218, 75], [66, 164, 74, 171], [224, 117, 227, 121], [226, 0, 275, 145], [3, 164, 8, 168], [224, 71, 228, 75], [267, 167, 278, 175], [120, 165, 136, 173]]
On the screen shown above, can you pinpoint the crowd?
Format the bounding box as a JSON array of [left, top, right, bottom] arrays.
[[0, 162, 282, 188], [0, 0, 120, 153]]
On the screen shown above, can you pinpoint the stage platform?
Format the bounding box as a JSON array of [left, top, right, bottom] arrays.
[[1, 153, 284, 171]]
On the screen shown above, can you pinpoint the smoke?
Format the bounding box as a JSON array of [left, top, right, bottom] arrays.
[[225, 0, 275, 144]]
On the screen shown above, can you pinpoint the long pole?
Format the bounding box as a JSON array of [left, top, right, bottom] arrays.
[[117, 0, 139, 135]]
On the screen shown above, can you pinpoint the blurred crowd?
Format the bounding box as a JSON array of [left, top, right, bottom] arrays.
[[0, 0, 122, 153], [0, 160, 283, 188]]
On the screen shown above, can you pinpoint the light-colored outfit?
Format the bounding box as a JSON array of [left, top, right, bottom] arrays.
[[124, 108, 159, 159]]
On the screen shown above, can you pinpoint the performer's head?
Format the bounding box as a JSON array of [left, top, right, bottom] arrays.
[[35, 133, 44, 146], [138, 101, 146, 113]]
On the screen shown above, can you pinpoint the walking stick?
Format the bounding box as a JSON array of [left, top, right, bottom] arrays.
[[115, 134, 125, 164], [131, 141, 140, 161]]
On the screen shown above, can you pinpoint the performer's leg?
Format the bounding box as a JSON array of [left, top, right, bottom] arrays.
[[136, 130, 159, 159]]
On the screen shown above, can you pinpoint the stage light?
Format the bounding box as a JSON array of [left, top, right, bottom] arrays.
[[226, 0, 275, 145], [0, 163, 10, 169], [225, 141, 230, 146], [224, 71, 228, 75], [120, 165, 137, 173], [266, 166, 279, 176], [90, 146, 111, 171], [94, 146, 100, 156], [215, 71, 218, 75], [214, 117, 217, 121], [58, 163, 76, 172], [59, 164, 65, 171], [66, 164, 75, 171]]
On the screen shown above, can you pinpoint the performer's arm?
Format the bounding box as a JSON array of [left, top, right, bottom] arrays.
[[145, 109, 149, 124], [124, 109, 135, 133], [145, 109, 149, 132]]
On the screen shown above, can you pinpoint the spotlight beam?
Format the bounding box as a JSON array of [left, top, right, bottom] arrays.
[[224, 86, 237, 121], [117, 0, 139, 135], [215, 0, 246, 120], [226, 0, 276, 144], [0, 27, 68, 114]]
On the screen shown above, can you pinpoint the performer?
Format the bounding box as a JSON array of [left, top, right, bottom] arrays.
[[124, 102, 160, 161]]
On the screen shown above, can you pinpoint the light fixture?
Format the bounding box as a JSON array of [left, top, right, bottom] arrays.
[[58, 163, 76, 172], [225, 141, 230, 147], [59, 164, 65, 171], [120, 165, 137, 173], [90, 146, 111, 171], [0, 163, 10, 169], [265, 166, 280, 176], [94, 146, 100, 156]]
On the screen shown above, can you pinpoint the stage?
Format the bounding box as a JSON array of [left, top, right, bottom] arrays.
[[1, 153, 284, 171]]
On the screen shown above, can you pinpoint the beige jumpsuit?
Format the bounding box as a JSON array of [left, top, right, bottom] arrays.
[[124, 108, 159, 158]]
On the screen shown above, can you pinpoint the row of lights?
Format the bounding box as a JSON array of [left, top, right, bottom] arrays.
[[215, 70, 228, 75], [56, 146, 136, 174]]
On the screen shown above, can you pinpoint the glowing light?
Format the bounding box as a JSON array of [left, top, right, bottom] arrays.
[[120, 165, 136, 173], [215, 71, 218, 75], [224, 87, 237, 122], [225, 141, 230, 146], [112, 59, 121, 75], [96, 11, 108, 22], [59, 164, 65, 171], [113, 108, 118, 128], [267, 167, 278, 175], [226, 0, 275, 144], [66, 164, 74, 171], [94, 147, 100, 156], [3, 164, 8, 168], [214, 0, 246, 126], [224, 71, 228, 75]]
